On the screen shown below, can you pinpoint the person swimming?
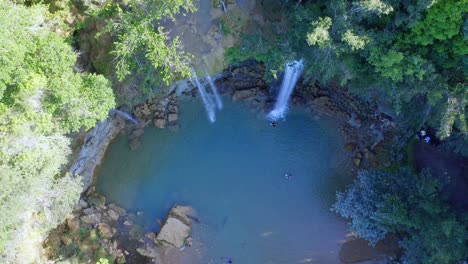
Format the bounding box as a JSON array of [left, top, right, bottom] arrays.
[[284, 172, 293, 179], [269, 121, 277, 128]]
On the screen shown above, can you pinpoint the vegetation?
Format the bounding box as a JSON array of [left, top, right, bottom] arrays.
[[226, 0, 467, 139], [333, 168, 467, 263], [0, 0, 114, 261], [92, 0, 196, 97]]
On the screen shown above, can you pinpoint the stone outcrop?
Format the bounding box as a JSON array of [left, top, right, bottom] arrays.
[[156, 205, 195, 248], [69, 114, 125, 191]]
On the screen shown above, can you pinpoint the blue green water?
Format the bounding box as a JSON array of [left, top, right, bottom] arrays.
[[96, 98, 351, 263]]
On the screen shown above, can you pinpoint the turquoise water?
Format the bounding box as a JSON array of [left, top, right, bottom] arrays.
[[96, 98, 351, 263]]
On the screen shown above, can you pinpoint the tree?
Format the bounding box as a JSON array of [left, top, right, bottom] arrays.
[[102, 0, 196, 92], [333, 168, 468, 263], [0, 0, 115, 261]]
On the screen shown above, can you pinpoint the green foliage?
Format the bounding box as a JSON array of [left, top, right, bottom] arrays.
[[224, 0, 466, 137], [306, 17, 333, 48], [103, 0, 196, 92], [333, 168, 468, 263], [0, 0, 115, 261]]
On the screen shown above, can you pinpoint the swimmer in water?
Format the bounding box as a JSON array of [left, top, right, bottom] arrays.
[[284, 172, 293, 179], [269, 121, 277, 128]]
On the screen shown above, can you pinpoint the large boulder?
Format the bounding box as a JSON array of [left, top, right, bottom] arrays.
[[156, 206, 195, 248]]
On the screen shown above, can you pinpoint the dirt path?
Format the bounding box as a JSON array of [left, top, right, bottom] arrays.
[[413, 142, 468, 211]]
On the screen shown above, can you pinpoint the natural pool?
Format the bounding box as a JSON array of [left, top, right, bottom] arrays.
[[96, 98, 351, 263]]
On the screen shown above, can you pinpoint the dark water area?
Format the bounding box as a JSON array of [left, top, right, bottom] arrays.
[[96, 98, 352, 263]]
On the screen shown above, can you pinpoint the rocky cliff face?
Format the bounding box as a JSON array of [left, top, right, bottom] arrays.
[[69, 113, 126, 191]]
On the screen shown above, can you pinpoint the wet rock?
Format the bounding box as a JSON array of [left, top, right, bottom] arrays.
[[109, 204, 127, 216], [107, 209, 120, 222], [232, 88, 257, 101], [98, 223, 113, 239], [131, 128, 144, 138], [352, 158, 361, 167], [79, 199, 88, 208], [83, 207, 96, 215], [136, 243, 159, 258], [167, 113, 178, 124], [129, 138, 141, 151], [154, 118, 167, 129], [80, 213, 101, 225], [145, 232, 156, 241], [346, 143, 356, 152], [313, 96, 330, 107], [88, 193, 106, 208]]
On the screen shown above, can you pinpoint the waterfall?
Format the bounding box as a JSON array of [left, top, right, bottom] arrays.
[[267, 59, 304, 121], [192, 69, 216, 123], [220, 0, 227, 13], [206, 75, 223, 110], [112, 109, 139, 126]]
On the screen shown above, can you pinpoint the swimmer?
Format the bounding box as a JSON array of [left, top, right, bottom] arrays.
[[269, 121, 277, 128], [284, 172, 294, 179]]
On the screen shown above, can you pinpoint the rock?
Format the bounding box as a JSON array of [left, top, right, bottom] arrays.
[[131, 128, 144, 138], [167, 113, 178, 124], [232, 88, 256, 101], [345, 143, 356, 152], [313, 96, 330, 107], [88, 193, 106, 208], [98, 223, 113, 239], [156, 205, 195, 248], [352, 158, 361, 167], [79, 199, 88, 208], [60, 235, 73, 246], [80, 213, 101, 225], [136, 243, 159, 258], [169, 205, 196, 225], [129, 138, 141, 151], [145, 232, 156, 241], [69, 116, 125, 191], [109, 204, 127, 216], [107, 209, 120, 222], [124, 220, 133, 227], [67, 218, 80, 233], [156, 217, 191, 248], [86, 186, 96, 197], [82, 207, 95, 215], [154, 118, 167, 129]]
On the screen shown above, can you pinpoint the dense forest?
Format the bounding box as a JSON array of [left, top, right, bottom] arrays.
[[0, 0, 466, 263]]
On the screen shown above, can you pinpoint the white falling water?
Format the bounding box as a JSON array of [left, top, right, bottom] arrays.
[[112, 109, 139, 126], [267, 59, 304, 121], [192, 69, 217, 123], [206, 75, 223, 110]]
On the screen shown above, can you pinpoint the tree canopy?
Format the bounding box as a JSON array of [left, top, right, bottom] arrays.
[[333, 168, 468, 263], [226, 0, 467, 138], [0, 0, 115, 261]]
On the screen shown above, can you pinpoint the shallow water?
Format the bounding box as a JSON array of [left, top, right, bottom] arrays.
[[96, 99, 351, 263]]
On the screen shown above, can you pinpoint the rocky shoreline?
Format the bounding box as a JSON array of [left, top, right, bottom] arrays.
[[54, 60, 399, 263]]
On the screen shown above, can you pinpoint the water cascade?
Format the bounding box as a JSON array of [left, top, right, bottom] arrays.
[[192, 70, 216, 123], [206, 75, 223, 110], [112, 109, 139, 126], [220, 0, 227, 13], [267, 59, 304, 121]]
